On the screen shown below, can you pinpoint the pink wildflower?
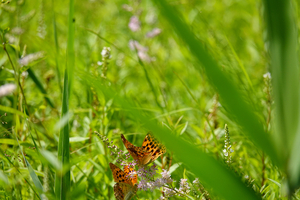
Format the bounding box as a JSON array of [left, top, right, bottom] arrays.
[[128, 16, 141, 32], [146, 28, 161, 38]]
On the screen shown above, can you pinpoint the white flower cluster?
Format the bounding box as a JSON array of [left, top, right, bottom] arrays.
[[263, 72, 271, 79], [175, 179, 190, 196], [192, 178, 199, 185], [223, 124, 233, 164], [101, 47, 111, 60], [137, 166, 173, 191], [19, 51, 45, 66], [160, 169, 173, 184], [159, 187, 176, 199]]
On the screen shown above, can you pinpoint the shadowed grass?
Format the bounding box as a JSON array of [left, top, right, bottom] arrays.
[[263, 0, 300, 191]]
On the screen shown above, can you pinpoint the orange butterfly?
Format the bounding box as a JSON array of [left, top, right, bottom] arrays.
[[109, 163, 137, 200], [121, 133, 166, 165]]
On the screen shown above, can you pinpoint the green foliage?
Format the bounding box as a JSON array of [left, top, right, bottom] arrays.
[[0, 0, 300, 199]]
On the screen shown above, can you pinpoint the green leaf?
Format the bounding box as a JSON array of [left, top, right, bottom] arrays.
[[0, 138, 18, 145], [0, 105, 27, 117]]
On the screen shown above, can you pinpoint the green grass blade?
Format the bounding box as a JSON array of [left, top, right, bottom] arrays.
[[55, 0, 74, 198], [55, 69, 70, 199], [78, 70, 261, 200], [27, 68, 55, 108], [66, 0, 75, 95], [150, 0, 279, 166], [263, 0, 300, 188], [24, 158, 44, 199]]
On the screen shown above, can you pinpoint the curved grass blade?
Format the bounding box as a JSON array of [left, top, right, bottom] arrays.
[[78, 70, 261, 200], [150, 0, 279, 167]]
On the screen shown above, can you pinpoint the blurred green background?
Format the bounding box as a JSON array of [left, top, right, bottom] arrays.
[[0, 0, 299, 199]]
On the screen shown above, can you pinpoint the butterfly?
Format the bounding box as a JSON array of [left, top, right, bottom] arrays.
[[109, 163, 137, 200], [121, 132, 166, 165]]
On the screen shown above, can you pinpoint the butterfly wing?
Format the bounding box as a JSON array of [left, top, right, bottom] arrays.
[[114, 183, 125, 200], [151, 144, 166, 162], [142, 133, 166, 162], [117, 182, 137, 200], [121, 134, 152, 165], [110, 163, 137, 200], [109, 163, 132, 185], [124, 165, 137, 185]]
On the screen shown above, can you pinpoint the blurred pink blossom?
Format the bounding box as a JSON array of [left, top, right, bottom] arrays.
[[146, 28, 161, 38], [128, 16, 141, 32], [129, 40, 154, 62], [0, 83, 16, 97], [122, 4, 133, 12], [129, 40, 148, 52]]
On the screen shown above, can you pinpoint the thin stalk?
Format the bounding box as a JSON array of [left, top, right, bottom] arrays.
[[52, 0, 62, 92], [136, 53, 163, 111]]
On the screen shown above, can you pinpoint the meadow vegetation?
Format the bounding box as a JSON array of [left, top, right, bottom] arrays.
[[0, 0, 300, 199]]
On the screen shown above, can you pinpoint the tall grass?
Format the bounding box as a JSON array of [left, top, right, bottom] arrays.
[[55, 0, 74, 199], [0, 0, 299, 199]]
